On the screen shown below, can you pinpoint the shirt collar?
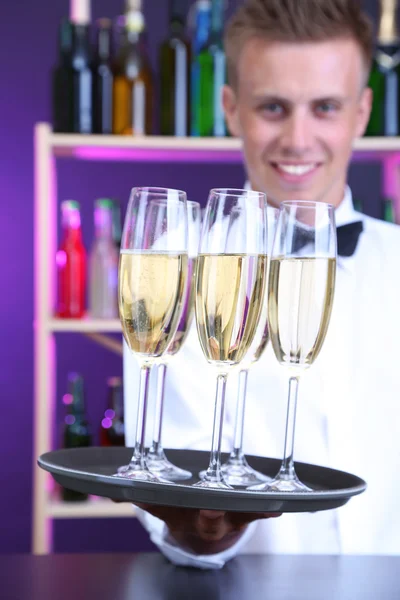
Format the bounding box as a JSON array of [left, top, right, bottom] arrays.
[[245, 181, 359, 224], [244, 182, 362, 272], [334, 186, 363, 227]]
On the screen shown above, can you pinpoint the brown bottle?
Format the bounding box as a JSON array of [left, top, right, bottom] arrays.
[[112, 1, 154, 135]]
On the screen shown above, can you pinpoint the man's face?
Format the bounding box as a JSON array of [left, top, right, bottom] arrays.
[[223, 37, 372, 208]]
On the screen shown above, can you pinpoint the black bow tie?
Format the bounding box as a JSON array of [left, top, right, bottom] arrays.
[[337, 221, 364, 257], [293, 220, 364, 257]]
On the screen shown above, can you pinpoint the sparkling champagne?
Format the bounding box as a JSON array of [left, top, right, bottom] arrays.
[[268, 257, 336, 369], [195, 253, 267, 367], [119, 251, 187, 358], [167, 257, 197, 356]]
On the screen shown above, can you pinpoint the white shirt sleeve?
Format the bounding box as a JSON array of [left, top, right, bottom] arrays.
[[135, 507, 258, 569]]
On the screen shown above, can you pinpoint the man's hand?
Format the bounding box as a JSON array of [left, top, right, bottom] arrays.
[[135, 503, 281, 555]]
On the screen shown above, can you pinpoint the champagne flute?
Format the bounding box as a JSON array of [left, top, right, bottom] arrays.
[[250, 201, 337, 492], [146, 201, 201, 481], [194, 188, 268, 490], [218, 206, 279, 486], [117, 187, 188, 482]]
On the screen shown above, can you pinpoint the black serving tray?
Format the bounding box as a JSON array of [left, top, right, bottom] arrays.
[[38, 447, 366, 513]]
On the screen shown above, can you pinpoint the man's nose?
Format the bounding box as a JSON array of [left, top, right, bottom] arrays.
[[280, 112, 314, 154]]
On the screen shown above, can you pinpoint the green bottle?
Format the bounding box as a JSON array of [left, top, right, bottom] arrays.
[[353, 197, 363, 213], [382, 197, 396, 223], [191, 0, 226, 136], [62, 373, 92, 502], [191, 1, 210, 136], [366, 0, 400, 136]]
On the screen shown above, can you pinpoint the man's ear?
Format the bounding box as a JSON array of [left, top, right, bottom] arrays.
[[355, 86, 373, 138], [222, 85, 241, 137]]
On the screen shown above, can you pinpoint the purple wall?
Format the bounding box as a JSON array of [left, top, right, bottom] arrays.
[[0, 0, 382, 553]]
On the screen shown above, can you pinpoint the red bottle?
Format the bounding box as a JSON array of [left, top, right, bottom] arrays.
[[56, 200, 87, 318]]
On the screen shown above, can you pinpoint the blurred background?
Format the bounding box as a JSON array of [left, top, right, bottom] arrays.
[[0, 0, 393, 554]]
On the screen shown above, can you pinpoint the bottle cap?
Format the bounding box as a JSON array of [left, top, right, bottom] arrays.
[[61, 200, 80, 211], [126, 0, 142, 10], [125, 10, 145, 33], [96, 18, 112, 29], [70, 0, 91, 25], [95, 198, 114, 209], [107, 376, 122, 387]]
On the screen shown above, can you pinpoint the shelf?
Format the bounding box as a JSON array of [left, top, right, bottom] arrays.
[[51, 132, 243, 163], [47, 496, 136, 519], [47, 128, 400, 163], [47, 318, 121, 333]]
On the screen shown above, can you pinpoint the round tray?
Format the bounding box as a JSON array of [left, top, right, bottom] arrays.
[[38, 447, 366, 513]]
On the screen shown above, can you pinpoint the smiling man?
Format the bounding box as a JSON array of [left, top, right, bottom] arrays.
[[222, 3, 372, 209], [123, 0, 400, 568]]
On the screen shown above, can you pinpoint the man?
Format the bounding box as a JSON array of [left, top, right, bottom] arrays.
[[123, 0, 400, 568]]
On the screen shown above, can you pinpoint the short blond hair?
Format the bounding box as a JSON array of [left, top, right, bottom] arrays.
[[224, 0, 374, 88]]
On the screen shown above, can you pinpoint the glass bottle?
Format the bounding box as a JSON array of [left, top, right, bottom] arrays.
[[159, 0, 191, 135], [70, 0, 93, 133], [190, 0, 211, 136], [52, 18, 74, 132], [112, 0, 154, 135], [56, 201, 86, 319], [89, 199, 119, 319], [92, 18, 114, 134], [366, 0, 400, 136], [100, 377, 125, 447], [62, 373, 92, 502], [382, 196, 396, 222]]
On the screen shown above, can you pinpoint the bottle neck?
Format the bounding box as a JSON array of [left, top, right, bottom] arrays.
[[62, 206, 83, 243], [111, 201, 122, 248], [72, 24, 91, 58], [107, 379, 123, 418], [68, 375, 86, 416], [169, 0, 186, 36], [94, 207, 113, 240], [194, 3, 211, 52], [96, 26, 112, 62], [58, 19, 73, 63], [378, 0, 399, 44], [210, 0, 223, 37]]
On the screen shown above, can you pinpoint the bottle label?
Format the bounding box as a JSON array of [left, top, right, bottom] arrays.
[[79, 70, 92, 133], [385, 70, 399, 135], [132, 80, 145, 135]]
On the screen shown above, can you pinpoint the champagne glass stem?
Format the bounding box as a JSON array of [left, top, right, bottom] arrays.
[[150, 363, 167, 457], [204, 373, 228, 481], [279, 375, 300, 479], [130, 364, 151, 467], [230, 368, 248, 461]]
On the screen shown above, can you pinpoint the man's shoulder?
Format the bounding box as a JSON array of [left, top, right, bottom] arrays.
[[361, 213, 400, 248]]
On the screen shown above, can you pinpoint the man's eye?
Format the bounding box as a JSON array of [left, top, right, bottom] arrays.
[[260, 103, 284, 116], [316, 103, 338, 114]]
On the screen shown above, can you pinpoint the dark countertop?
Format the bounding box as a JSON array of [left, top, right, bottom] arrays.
[[1, 553, 399, 600]]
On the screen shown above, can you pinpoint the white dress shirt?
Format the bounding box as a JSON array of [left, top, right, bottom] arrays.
[[123, 187, 400, 568]]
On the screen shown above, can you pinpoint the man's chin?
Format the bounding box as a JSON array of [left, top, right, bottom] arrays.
[[265, 187, 319, 206]]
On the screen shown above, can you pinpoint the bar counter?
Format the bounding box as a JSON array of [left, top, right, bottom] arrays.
[[1, 552, 399, 599]]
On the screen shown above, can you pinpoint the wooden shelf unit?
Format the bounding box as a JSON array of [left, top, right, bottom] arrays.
[[33, 122, 400, 554], [47, 496, 136, 519]]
